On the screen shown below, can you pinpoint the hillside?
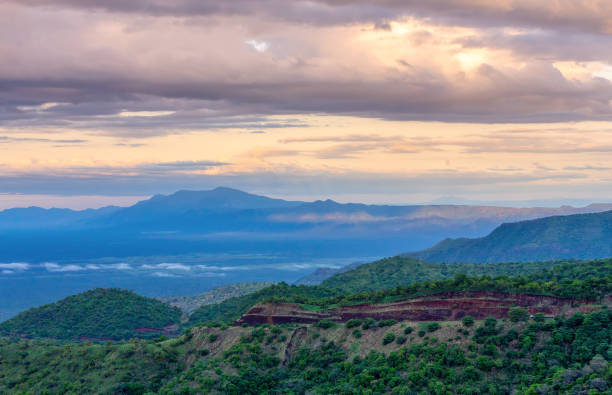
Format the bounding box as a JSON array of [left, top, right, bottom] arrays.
[[0, 261, 610, 393], [319, 256, 573, 293], [0, 288, 182, 340], [159, 282, 274, 314], [189, 258, 612, 324], [409, 210, 612, 263], [294, 262, 363, 285], [2, 300, 610, 393]]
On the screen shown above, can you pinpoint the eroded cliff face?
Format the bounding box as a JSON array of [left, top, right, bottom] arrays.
[[235, 291, 590, 326]]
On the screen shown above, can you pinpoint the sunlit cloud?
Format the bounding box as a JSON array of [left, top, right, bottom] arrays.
[[245, 39, 269, 53], [118, 110, 176, 118], [1, 1, 612, 206]]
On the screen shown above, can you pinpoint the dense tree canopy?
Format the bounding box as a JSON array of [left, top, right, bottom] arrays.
[[0, 288, 182, 340]]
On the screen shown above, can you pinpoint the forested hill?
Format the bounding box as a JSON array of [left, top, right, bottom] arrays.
[[408, 210, 612, 263], [0, 288, 182, 340], [2, 295, 611, 394], [319, 257, 570, 293], [188, 258, 612, 324]]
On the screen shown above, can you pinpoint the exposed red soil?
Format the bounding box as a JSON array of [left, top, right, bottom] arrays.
[[236, 291, 590, 325], [134, 324, 179, 336]]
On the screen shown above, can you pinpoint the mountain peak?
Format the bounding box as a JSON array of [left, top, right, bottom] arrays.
[[126, 187, 303, 213]]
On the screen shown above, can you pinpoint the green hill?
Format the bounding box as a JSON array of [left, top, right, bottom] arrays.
[[189, 258, 612, 324], [319, 257, 571, 293], [0, 288, 182, 340], [409, 210, 612, 263], [2, 299, 610, 394]]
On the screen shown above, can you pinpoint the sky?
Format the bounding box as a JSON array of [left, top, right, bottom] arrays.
[[2, 0, 612, 208]]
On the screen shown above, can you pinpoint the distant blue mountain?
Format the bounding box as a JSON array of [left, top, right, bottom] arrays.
[[0, 206, 120, 230], [2, 187, 612, 261]]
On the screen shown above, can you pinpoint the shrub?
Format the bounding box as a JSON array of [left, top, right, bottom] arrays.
[[476, 356, 494, 371], [345, 319, 362, 329], [362, 318, 377, 330], [396, 335, 407, 345], [426, 322, 441, 333], [462, 316, 475, 327], [484, 317, 497, 329], [404, 326, 414, 335], [533, 313, 545, 323], [382, 332, 395, 345], [208, 333, 218, 343], [508, 307, 529, 322], [316, 319, 335, 329], [378, 319, 397, 328], [418, 330, 426, 337], [352, 329, 362, 339]]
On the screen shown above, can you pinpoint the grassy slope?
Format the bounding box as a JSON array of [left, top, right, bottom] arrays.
[[0, 288, 182, 340], [160, 282, 274, 314], [409, 210, 612, 263]]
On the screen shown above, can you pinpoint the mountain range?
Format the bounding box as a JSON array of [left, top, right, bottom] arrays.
[[3, 187, 612, 261]]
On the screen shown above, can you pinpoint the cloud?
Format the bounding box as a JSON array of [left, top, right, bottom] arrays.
[[1, 1, 612, 135], [564, 165, 611, 171], [245, 40, 269, 53], [112, 263, 132, 270], [0, 262, 30, 271], [152, 271, 178, 277], [0, 136, 87, 144], [142, 263, 191, 271], [12, 1, 612, 34], [42, 262, 84, 272]]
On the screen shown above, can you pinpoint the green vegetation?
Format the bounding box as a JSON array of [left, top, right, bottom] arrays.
[[345, 318, 362, 328], [0, 254, 610, 394], [189, 283, 339, 324], [462, 315, 475, 327], [268, 261, 611, 315], [508, 306, 530, 322], [190, 258, 612, 325], [410, 209, 612, 263], [320, 256, 584, 292], [0, 337, 184, 394], [382, 332, 395, 345], [0, 288, 182, 340], [160, 310, 612, 394]]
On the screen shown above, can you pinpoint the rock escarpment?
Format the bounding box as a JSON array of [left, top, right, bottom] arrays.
[[236, 291, 587, 325]]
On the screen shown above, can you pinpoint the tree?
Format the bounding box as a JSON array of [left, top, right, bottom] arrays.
[[383, 332, 396, 345], [462, 316, 475, 327], [508, 307, 529, 322]]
